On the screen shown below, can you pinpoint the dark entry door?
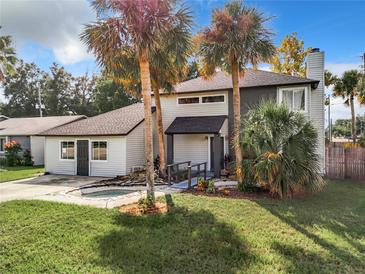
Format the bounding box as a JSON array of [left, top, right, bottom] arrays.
[[77, 140, 89, 176], [210, 137, 224, 171]]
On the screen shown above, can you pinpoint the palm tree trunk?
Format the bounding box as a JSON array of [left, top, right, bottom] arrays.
[[231, 58, 243, 176], [152, 82, 166, 177], [350, 96, 356, 143], [139, 49, 155, 202]]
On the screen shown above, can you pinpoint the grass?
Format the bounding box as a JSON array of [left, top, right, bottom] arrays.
[[0, 166, 45, 183], [0, 180, 364, 273]]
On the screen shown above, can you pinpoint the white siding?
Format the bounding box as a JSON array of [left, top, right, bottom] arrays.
[[89, 136, 126, 177], [126, 122, 146, 173], [45, 136, 127, 177], [30, 136, 45, 166], [174, 134, 208, 165], [45, 137, 76, 175], [307, 51, 325, 172], [154, 90, 229, 159]]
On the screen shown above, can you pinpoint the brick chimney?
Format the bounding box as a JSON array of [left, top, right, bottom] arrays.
[[306, 49, 325, 173]]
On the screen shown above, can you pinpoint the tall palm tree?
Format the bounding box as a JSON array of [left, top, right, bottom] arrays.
[[197, 0, 275, 174], [108, 36, 192, 177], [0, 29, 17, 82], [81, 0, 191, 202], [334, 70, 362, 143]]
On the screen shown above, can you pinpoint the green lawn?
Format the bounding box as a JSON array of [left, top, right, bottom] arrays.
[[0, 166, 45, 183], [0, 180, 364, 273]]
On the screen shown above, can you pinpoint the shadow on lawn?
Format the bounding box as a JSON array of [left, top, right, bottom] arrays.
[[96, 207, 254, 273], [255, 181, 365, 272]]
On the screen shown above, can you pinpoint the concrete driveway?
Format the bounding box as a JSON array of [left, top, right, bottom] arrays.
[[0, 175, 105, 203]]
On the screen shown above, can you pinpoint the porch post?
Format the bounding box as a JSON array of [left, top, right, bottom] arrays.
[[166, 134, 174, 165], [213, 134, 222, 178]]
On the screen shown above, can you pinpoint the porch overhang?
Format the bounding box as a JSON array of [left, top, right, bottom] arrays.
[[165, 115, 227, 135]]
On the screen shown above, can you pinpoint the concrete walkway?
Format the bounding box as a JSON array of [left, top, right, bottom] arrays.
[[0, 175, 182, 208]]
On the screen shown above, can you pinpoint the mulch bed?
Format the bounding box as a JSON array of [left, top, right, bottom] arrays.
[[183, 187, 274, 200], [183, 187, 313, 200], [119, 202, 170, 216]]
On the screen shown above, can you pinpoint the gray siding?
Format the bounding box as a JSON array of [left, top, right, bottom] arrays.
[[126, 122, 146, 173]]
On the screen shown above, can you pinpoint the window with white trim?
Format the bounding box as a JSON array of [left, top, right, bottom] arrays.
[[202, 95, 225, 103], [60, 141, 75, 160], [92, 141, 107, 161], [177, 97, 199, 105], [0, 138, 6, 152], [278, 87, 308, 112]]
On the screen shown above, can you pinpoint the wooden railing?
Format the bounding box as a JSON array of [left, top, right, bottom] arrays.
[[167, 161, 207, 188]]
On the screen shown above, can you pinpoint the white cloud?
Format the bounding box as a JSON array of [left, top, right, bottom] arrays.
[[0, 0, 95, 65]]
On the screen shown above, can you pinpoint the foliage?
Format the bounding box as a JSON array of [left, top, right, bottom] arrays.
[[324, 70, 338, 88], [331, 116, 365, 138], [138, 196, 155, 213], [357, 72, 365, 104], [197, 0, 275, 75], [358, 133, 365, 148], [94, 77, 139, 114], [206, 180, 216, 193], [197, 177, 209, 191], [1, 181, 364, 273], [334, 70, 363, 143], [241, 101, 325, 198], [22, 149, 34, 166], [1, 61, 47, 117], [184, 61, 200, 80], [0, 28, 17, 82], [270, 32, 311, 77], [4, 141, 22, 167]]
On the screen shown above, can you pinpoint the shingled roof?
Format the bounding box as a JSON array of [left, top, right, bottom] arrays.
[[165, 116, 227, 135], [172, 69, 319, 94], [40, 103, 153, 136], [0, 115, 85, 136]]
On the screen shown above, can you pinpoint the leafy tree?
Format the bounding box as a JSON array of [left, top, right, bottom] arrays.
[[334, 70, 363, 143], [0, 28, 17, 82], [1, 60, 46, 117], [69, 74, 98, 116], [185, 61, 200, 80], [270, 32, 311, 77], [358, 72, 365, 104], [81, 0, 192, 202], [43, 63, 73, 116], [94, 77, 139, 114], [197, 0, 275, 174], [241, 101, 325, 198]]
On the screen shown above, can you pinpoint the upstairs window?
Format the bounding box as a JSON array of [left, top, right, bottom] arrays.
[[178, 97, 199, 105], [278, 87, 308, 112], [202, 95, 225, 103], [92, 141, 107, 161], [60, 141, 74, 160]]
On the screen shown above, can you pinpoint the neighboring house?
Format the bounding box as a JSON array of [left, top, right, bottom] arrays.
[[0, 116, 85, 165], [0, 115, 9, 122], [40, 49, 325, 177], [40, 104, 155, 177]]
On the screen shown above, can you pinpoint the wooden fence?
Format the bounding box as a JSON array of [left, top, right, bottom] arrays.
[[325, 146, 365, 180]]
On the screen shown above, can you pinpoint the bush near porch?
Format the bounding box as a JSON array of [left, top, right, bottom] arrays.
[[0, 180, 364, 273]]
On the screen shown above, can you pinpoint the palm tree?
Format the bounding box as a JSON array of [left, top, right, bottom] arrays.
[[242, 101, 325, 198], [197, 0, 275, 174], [324, 70, 337, 88], [109, 36, 192, 177], [334, 70, 363, 143], [0, 28, 17, 82], [81, 0, 191, 202]]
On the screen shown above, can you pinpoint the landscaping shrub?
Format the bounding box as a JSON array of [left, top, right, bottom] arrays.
[[23, 149, 34, 166], [240, 101, 325, 198], [138, 196, 155, 213], [4, 141, 22, 167], [0, 157, 7, 168], [358, 133, 365, 148], [206, 180, 216, 193]]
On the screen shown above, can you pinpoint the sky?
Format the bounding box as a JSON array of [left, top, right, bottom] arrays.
[[0, 0, 364, 123]]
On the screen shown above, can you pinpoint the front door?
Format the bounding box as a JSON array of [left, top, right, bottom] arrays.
[[210, 137, 224, 171], [77, 140, 89, 176]]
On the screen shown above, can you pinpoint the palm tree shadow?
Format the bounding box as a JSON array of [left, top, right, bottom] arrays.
[[95, 207, 255, 273]]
